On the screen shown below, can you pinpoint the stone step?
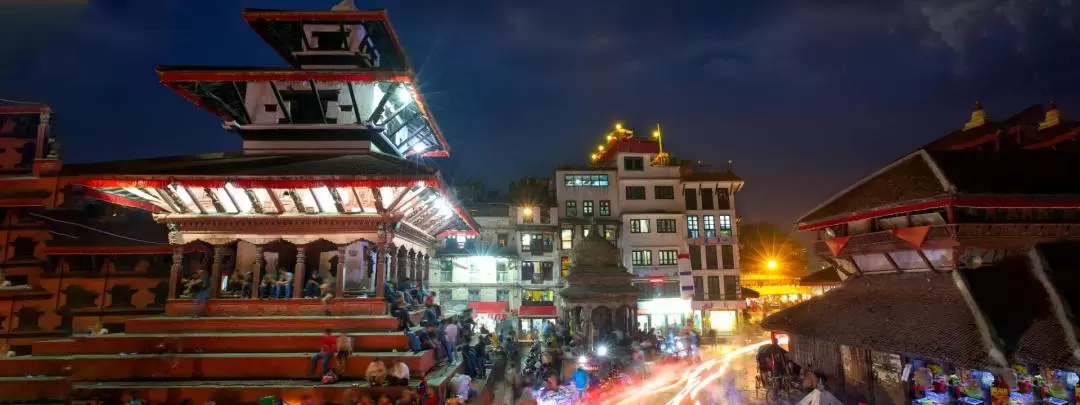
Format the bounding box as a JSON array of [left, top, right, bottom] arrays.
[[124, 315, 404, 334], [0, 351, 436, 381], [68, 360, 463, 404], [0, 376, 69, 403], [32, 331, 411, 356], [165, 297, 389, 317]]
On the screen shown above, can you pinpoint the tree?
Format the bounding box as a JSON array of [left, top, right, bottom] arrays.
[[508, 177, 554, 206], [738, 222, 810, 274]]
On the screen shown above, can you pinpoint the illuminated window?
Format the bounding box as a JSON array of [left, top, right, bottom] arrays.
[[657, 219, 677, 233], [630, 219, 650, 233], [582, 200, 594, 217], [560, 228, 573, 250], [687, 216, 699, 238], [599, 200, 611, 216], [520, 234, 532, 251], [564, 175, 609, 187], [703, 215, 716, 237], [565, 201, 577, 217], [631, 250, 652, 266], [658, 250, 678, 265], [718, 215, 733, 236]]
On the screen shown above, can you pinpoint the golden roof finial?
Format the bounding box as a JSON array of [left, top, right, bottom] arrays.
[[1039, 101, 1062, 130], [963, 101, 987, 130]]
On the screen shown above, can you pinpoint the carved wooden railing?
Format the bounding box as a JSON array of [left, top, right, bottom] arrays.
[[813, 223, 1080, 256]]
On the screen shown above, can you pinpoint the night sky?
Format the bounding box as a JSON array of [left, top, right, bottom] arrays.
[[2, 0, 1080, 228]]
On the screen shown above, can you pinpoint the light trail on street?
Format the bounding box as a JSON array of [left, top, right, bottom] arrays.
[[593, 339, 769, 405]]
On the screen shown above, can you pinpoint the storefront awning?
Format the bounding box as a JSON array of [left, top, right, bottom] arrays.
[[741, 288, 760, 298], [519, 305, 557, 317], [467, 301, 508, 314]]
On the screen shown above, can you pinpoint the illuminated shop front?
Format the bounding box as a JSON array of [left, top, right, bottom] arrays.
[[636, 297, 691, 331], [690, 300, 741, 336], [519, 289, 557, 340]]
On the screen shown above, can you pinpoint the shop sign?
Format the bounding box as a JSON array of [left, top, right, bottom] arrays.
[[989, 386, 1009, 405]]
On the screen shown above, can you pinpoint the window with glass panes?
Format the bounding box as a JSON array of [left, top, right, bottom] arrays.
[[564, 174, 609, 187], [625, 186, 646, 200], [631, 250, 652, 266], [624, 156, 645, 171], [654, 186, 675, 199], [565, 201, 577, 217], [467, 289, 481, 301], [718, 215, 733, 236], [599, 200, 611, 216], [630, 219, 650, 233], [582, 200, 594, 216], [687, 216, 700, 238], [703, 215, 716, 237], [656, 218, 676, 233], [496, 261, 510, 282], [560, 228, 573, 250], [496, 289, 510, 302], [658, 250, 678, 265]]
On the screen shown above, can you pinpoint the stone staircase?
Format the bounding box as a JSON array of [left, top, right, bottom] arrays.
[[0, 298, 459, 404]]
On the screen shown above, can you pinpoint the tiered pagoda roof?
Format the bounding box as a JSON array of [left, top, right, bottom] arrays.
[[797, 103, 1080, 230]]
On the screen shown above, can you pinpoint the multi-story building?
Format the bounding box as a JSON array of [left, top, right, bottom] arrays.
[[512, 201, 561, 336], [432, 202, 518, 330], [555, 124, 745, 335]]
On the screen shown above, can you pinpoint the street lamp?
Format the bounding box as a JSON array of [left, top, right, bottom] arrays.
[[766, 260, 778, 270], [522, 207, 533, 217]]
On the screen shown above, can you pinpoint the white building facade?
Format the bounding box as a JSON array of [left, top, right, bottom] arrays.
[[554, 132, 745, 336]]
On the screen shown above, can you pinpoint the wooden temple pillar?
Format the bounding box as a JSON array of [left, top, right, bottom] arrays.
[[423, 254, 431, 290], [168, 245, 184, 299], [396, 248, 407, 283], [252, 245, 265, 299], [210, 245, 226, 299], [336, 245, 347, 297], [375, 243, 390, 298], [293, 245, 306, 298], [409, 251, 417, 281]]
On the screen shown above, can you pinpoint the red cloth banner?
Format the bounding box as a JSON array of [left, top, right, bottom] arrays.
[[825, 236, 850, 256], [892, 226, 931, 249]]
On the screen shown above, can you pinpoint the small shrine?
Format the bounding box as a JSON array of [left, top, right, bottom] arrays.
[[559, 224, 641, 348]]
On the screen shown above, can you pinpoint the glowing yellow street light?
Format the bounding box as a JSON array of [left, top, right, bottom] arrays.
[[590, 153, 598, 161], [597, 145, 605, 151], [615, 123, 623, 131], [766, 260, 778, 270], [522, 207, 534, 217], [606, 134, 614, 141]]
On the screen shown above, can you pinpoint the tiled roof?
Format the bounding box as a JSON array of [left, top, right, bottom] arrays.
[[799, 267, 843, 286], [61, 152, 437, 178], [797, 153, 947, 224], [926, 149, 1080, 195], [761, 272, 998, 368], [922, 104, 1044, 150]]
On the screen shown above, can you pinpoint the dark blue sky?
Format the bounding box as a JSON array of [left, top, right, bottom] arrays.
[[2, 0, 1080, 227]]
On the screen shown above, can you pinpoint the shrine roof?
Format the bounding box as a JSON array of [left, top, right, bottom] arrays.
[[798, 267, 843, 286], [242, 8, 410, 71], [924, 149, 1080, 195], [762, 271, 1000, 368], [155, 66, 450, 158], [923, 104, 1045, 150], [61, 152, 437, 178]]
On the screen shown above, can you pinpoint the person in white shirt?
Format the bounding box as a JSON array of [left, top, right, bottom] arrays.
[[388, 360, 409, 386], [444, 320, 460, 363], [452, 373, 477, 401]]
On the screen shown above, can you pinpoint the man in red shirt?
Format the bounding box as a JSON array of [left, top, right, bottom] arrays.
[[308, 329, 338, 377]]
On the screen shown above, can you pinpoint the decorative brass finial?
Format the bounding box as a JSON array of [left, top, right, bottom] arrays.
[[963, 101, 987, 130], [332, 0, 358, 11], [1039, 101, 1062, 130], [46, 137, 60, 159]]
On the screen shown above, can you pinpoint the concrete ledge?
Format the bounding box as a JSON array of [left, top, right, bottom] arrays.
[[166, 298, 388, 317], [32, 332, 410, 355], [0, 351, 436, 380], [0, 376, 69, 402], [125, 315, 402, 334]]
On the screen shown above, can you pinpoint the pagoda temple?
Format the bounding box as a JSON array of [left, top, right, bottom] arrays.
[[560, 224, 642, 348], [0, 2, 476, 403], [763, 103, 1080, 405]]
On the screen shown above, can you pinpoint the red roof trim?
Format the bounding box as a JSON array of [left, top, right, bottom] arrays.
[[46, 246, 191, 255], [0, 106, 49, 114], [798, 196, 1080, 231], [75, 177, 480, 236], [1022, 127, 1080, 150], [242, 10, 390, 23], [0, 199, 44, 207], [83, 189, 164, 214]]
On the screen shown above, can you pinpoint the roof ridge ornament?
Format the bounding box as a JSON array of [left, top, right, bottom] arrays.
[[964, 101, 987, 130], [1039, 101, 1062, 130], [332, 0, 358, 11]]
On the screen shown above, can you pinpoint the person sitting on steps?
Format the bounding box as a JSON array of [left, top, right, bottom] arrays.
[[366, 357, 387, 386], [335, 332, 353, 373], [308, 329, 337, 378], [388, 359, 410, 386], [274, 268, 293, 299]]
